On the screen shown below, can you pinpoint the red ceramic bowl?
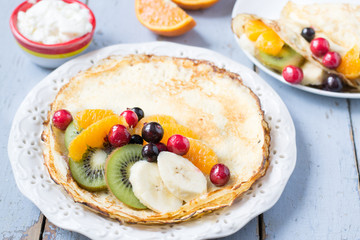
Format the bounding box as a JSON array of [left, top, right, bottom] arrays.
[[10, 0, 96, 68]]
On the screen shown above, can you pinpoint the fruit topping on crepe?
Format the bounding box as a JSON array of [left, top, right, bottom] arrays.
[[53, 107, 230, 212]]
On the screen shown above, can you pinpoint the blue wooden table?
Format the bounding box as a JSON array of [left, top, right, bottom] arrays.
[[1, 0, 360, 239]]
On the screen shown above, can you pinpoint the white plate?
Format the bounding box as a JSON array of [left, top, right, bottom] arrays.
[[232, 0, 360, 99], [8, 42, 296, 240]]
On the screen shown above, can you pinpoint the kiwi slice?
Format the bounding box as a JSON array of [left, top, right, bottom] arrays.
[[256, 45, 305, 72], [69, 148, 108, 191], [105, 144, 147, 209], [64, 122, 107, 191], [64, 121, 79, 149]]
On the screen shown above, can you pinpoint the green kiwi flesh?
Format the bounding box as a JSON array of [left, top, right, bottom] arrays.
[[256, 45, 305, 72], [69, 148, 107, 191], [105, 144, 147, 209], [64, 121, 107, 191]]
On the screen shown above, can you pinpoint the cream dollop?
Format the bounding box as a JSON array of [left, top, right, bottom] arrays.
[[17, 0, 93, 45]]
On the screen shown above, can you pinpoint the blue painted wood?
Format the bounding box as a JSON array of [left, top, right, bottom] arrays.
[[257, 70, 360, 239]]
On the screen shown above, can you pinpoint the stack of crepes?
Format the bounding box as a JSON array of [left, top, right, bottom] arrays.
[[232, 1, 360, 91]]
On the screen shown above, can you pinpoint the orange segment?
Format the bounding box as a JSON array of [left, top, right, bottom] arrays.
[[337, 45, 360, 79], [184, 138, 218, 175], [68, 115, 125, 161], [244, 20, 269, 42], [161, 122, 199, 144], [171, 0, 218, 10], [135, 0, 196, 37], [255, 29, 285, 56], [133, 115, 177, 135], [74, 109, 115, 130]]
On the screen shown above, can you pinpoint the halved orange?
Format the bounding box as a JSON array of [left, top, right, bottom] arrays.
[[255, 29, 284, 56], [171, 0, 218, 10], [184, 138, 218, 175], [74, 109, 115, 130], [244, 20, 269, 42], [337, 45, 360, 79], [68, 115, 125, 161], [135, 0, 196, 37]]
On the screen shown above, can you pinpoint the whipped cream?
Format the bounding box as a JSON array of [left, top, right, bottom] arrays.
[[17, 0, 93, 45]]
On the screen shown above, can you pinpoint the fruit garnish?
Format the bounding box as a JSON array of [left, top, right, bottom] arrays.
[[156, 142, 167, 152], [105, 144, 147, 209], [68, 115, 125, 161], [301, 27, 315, 42], [74, 109, 115, 130], [167, 134, 190, 156], [135, 115, 177, 131], [135, 0, 196, 37], [52, 109, 72, 130], [142, 143, 159, 162], [171, 0, 218, 10], [64, 122, 79, 149], [210, 163, 230, 187], [69, 148, 108, 191], [130, 160, 183, 213], [255, 29, 285, 56], [121, 110, 138, 128], [108, 124, 131, 147], [323, 74, 343, 92], [322, 52, 341, 69], [183, 138, 218, 175], [157, 151, 207, 202], [336, 45, 360, 79], [282, 65, 303, 84], [131, 107, 144, 121], [310, 37, 329, 57], [244, 20, 269, 42], [129, 134, 144, 145], [142, 122, 164, 143], [256, 45, 304, 72]]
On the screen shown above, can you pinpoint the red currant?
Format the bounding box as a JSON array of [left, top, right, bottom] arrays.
[[52, 109, 72, 130], [120, 110, 138, 128], [210, 164, 230, 187], [282, 65, 303, 84], [310, 37, 329, 57], [108, 124, 131, 147], [322, 52, 341, 69], [167, 134, 190, 155]]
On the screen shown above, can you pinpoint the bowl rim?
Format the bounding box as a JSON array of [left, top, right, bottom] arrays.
[[9, 0, 96, 50]]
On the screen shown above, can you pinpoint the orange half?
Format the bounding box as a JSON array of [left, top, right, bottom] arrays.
[[135, 0, 196, 37], [337, 45, 360, 80], [171, 0, 218, 10]]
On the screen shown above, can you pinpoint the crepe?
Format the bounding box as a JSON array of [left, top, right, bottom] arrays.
[[42, 54, 270, 224], [232, 1, 360, 90]]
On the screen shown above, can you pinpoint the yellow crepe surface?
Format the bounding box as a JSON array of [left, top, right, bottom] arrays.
[[42, 55, 270, 224]]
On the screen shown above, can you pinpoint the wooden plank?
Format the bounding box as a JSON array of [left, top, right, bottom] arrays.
[[258, 70, 360, 239], [349, 99, 360, 192], [0, 0, 51, 239], [42, 221, 89, 240]]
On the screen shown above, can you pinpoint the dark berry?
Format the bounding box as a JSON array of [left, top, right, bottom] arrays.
[[129, 134, 143, 145], [210, 164, 230, 187], [167, 134, 190, 155], [323, 74, 343, 92], [131, 107, 144, 121], [52, 109, 72, 130], [301, 27, 315, 42], [156, 142, 167, 152], [141, 122, 164, 143], [142, 143, 159, 162]]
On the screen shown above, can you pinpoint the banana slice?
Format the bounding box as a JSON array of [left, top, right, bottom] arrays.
[[129, 160, 183, 213], [157, 151, 207, 202]]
